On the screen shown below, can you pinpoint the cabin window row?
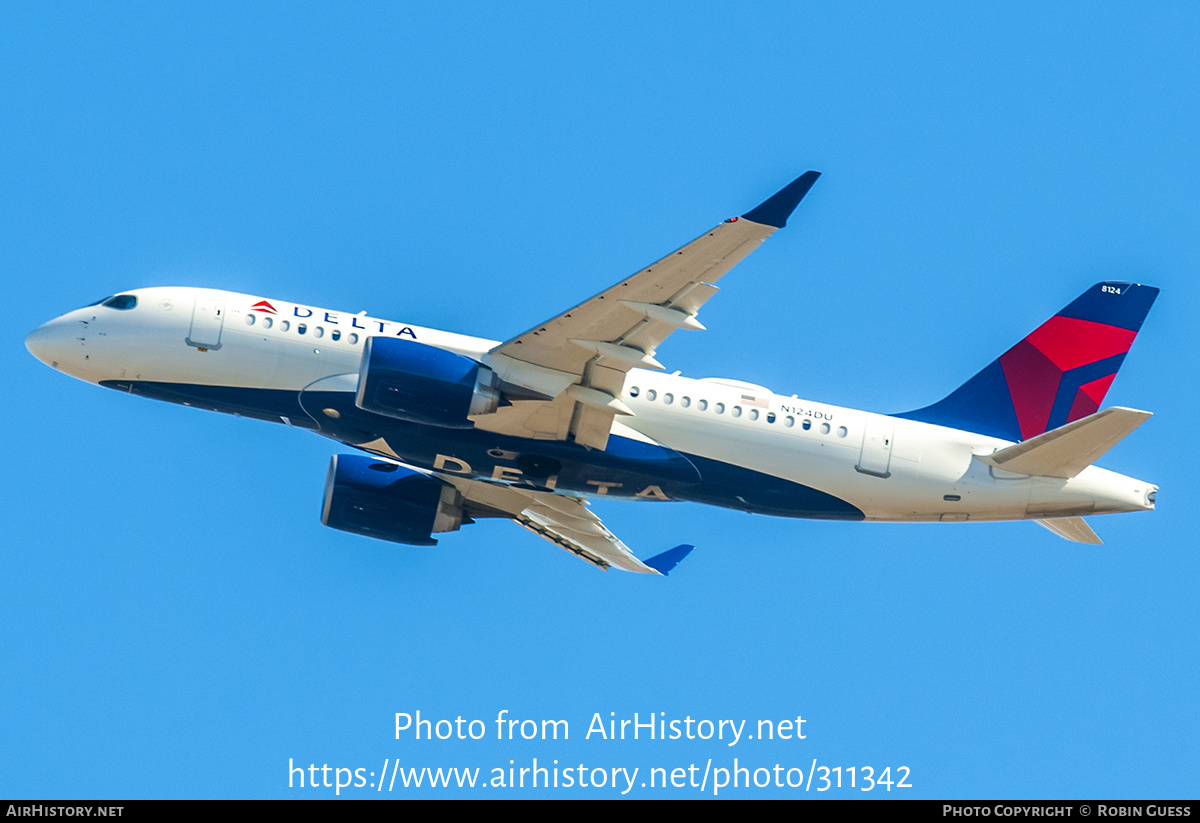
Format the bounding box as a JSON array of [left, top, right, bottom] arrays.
[[244, 313, 360, 344], [627, 386, 848, 438]]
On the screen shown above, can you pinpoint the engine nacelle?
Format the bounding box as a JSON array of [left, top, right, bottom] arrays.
[[355, 337, 499, 427], [321, 454, 465, 546]]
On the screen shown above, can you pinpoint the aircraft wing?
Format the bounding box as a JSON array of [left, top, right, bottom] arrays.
[[475, 171, 821, 449], [439, 473, 682, 574]]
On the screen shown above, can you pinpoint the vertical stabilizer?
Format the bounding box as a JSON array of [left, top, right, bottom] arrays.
[[898, 282, 1158, 441]]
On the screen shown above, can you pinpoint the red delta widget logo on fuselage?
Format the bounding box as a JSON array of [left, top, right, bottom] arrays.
[[24, 171, 1159, 575]]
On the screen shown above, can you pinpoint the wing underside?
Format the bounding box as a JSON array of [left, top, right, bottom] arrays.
[[474, 172, 821, 449], [440, 473, 661, 573]]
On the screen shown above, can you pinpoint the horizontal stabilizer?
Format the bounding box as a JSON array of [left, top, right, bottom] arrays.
[[978, 407, 1151, 479], [1035, 517, 1102, 544], [644, 544, 695, 576]]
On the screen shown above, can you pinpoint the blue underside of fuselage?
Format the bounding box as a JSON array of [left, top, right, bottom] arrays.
[[101, 380, 865, 521]]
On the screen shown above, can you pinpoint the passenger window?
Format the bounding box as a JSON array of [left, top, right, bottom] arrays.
[[698, 399, 708, 411], [629, 386, 640, 398], [331, 329, 341, 341]]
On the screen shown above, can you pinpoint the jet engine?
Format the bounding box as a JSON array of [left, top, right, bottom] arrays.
[[355, 337, 500, 427], [320, 454, 466, 545]]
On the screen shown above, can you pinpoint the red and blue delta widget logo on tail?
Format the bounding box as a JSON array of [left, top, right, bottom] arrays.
[[901, 282, 1158, 442]]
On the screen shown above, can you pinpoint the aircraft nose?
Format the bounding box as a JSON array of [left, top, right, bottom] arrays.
[[25, 317, 76, 370]]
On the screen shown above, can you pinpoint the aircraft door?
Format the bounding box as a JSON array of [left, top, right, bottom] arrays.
[[856, 416, 894, 478], [186, 291, 226, 350]]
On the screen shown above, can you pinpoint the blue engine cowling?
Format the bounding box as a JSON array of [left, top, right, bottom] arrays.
[[355, 337, 499, 427], [321, 454, 464, 545]]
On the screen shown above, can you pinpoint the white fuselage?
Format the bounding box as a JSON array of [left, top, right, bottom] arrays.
[[26, 286, 1156, 524]]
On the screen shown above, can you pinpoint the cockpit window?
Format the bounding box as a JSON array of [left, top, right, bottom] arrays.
[[101, 294, 138, 310]]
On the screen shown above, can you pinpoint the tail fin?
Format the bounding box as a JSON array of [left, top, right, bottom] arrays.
[[898, 282, 1158, 442]]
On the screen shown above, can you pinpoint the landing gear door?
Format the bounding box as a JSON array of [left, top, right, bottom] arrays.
[[187, 292, 226, 350], [857, 416, 894, 478]]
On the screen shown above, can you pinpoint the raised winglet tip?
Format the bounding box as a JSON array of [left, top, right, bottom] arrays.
[[740, 171, 821, 229], [644, 544, 695, 576]]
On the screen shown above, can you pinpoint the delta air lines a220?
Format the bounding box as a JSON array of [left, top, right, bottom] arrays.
[[25, 172, 1159, 575]]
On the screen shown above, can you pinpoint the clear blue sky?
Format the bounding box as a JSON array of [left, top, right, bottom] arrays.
[[3, 2, 1197, 798]]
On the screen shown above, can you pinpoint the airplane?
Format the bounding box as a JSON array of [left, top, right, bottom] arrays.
[[25, 171, 1160, 576]]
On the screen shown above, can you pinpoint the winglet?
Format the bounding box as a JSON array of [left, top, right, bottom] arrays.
[[644, 544, 695, 576], [741, 171, 821, 228]]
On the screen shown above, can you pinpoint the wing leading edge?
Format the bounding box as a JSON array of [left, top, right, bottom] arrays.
[[475, 171, 822, 449]]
